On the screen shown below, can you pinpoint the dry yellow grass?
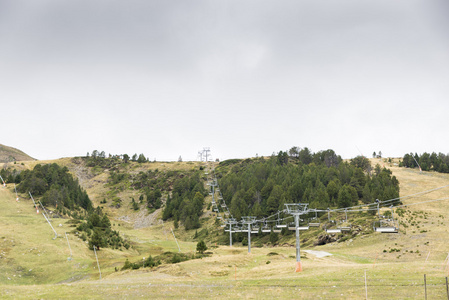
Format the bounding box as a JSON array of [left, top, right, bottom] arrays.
[[2, 157, 449, 299]]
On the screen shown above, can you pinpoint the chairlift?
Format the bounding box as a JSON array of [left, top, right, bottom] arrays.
[[337, 209, 352, 232], [275, 216, 287, 228], [261, 221, 271, 233], [325, 208, 342, 233], [289, 219, 309, 231], [373, 205, 398, 233], [325, 227, 342, 234], [288, 222, 296, 231], [298, 218, 310, 230], [309, 210, 321, 227]]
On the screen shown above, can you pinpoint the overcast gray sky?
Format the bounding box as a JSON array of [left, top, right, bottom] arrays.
[[1, 0, 448, 161]]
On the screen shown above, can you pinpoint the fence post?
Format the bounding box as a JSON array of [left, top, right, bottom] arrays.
[[446, 277, 448, 300], [364, 270, 368, 300], [424, 274, 427, 300]]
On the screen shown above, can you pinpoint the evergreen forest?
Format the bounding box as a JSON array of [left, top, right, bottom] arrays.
[[215, 149, 400, 220]]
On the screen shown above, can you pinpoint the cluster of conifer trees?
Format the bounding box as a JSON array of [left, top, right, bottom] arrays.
[[216, 150, 400, 220], [400, 152, 449, 173], [16, 163, 92, 210], [162, 173, 206, 230]]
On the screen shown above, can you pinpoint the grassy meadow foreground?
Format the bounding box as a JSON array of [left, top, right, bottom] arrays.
[[1, 158, 449, 299]]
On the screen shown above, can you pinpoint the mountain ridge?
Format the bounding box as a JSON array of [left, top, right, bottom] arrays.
[[0, 143, 35, 163]]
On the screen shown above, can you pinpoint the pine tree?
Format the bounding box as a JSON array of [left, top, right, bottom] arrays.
[[196, 240, 207, 254]]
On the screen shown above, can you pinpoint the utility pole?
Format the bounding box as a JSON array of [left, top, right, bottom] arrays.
[[285, 203, 309, 272]]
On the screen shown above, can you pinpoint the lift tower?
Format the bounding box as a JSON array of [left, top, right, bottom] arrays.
[[285, 203, 309, 272]]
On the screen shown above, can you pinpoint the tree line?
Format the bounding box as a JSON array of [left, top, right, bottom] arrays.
[[86, 150, 151, 165], [400, 152, 449, 173]]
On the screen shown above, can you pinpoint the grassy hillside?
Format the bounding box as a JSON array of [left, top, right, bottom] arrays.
[[0, 144, 35, 163], [2, 157, 449, 299]]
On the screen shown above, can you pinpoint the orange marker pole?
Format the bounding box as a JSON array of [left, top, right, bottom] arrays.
[[295, 261, 303, 272], [373, 253, 379, 268]]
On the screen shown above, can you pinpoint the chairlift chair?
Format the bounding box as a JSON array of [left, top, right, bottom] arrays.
[[262, 225, 271, 233], [338, 225, 352, 232], [326, 228, 342, 234], [337, 209, 352, 232], [289, 220, 309, 231], [373, 205, 398, 233], [297, 218, 310, 230], [309, 221, 320, 227], [288, 222, 296, 231], [374, 219, 398, 233], [309, 210, 321, 227], [272, 227, 282, 233], [325, 208, 341, 233], [275, 221, 287, 228]]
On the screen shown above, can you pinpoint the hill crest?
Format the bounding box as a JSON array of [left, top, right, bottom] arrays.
[[0, 143, 35, 163]]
